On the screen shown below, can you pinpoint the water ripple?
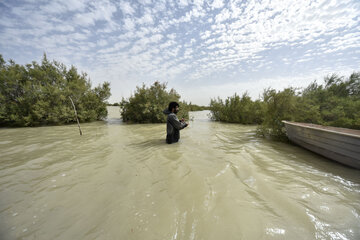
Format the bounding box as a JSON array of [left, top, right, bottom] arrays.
[[0, 109, 359, 239]]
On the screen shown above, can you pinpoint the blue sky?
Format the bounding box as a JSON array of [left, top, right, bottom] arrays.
[[0, 0, 359, 105]]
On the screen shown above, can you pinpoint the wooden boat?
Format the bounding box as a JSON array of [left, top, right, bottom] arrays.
[[282, 121, 360, 169]]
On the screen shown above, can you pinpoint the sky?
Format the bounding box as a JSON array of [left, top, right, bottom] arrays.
[[0, 0, 359, 105]]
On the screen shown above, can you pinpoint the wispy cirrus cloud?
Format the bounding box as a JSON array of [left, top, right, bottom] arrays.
[[0, 0, 359, 105]]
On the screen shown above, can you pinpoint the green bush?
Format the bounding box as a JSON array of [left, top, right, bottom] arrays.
[[0, 54, 111, 127], [209, 72, 360, 141], [210, 92, 264, 124], [119, 82, 189, 123], [256, 88, 297, 141]]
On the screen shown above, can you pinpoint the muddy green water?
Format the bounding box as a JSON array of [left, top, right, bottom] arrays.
[[0, 107, 359, 240]]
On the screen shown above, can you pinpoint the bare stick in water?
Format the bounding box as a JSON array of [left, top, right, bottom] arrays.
[[69, 96, 83, 136]]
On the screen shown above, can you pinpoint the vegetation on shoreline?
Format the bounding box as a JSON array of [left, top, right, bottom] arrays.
[[120, 82, 188, 123], [0, 54, 111, 127], [3, 52, 356, 141], [187, 104, 210, 111], [107, 103, 120, 106], [210, 92, 264, 124], [119, 81, 208, 123], [210, 72, 360, 141]]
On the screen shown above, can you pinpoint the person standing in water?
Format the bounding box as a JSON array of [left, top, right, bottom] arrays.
[[163, 102, 188, 144]]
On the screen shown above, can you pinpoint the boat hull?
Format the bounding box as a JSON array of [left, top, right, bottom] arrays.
[[283, 121, 360, 169]]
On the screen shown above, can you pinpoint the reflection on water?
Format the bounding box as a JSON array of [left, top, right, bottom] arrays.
[[0, 107, 359, 239]]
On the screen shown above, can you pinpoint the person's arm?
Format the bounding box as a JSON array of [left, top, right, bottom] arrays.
[[169, 114, 188, 130]]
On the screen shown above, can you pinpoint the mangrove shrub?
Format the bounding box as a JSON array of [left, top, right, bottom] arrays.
[[210, 72, 360, 141], [210, 92, 265, 124], [120, 82, 189, 123], [257, 88, 298, 141], [0, 54, 111, 127]]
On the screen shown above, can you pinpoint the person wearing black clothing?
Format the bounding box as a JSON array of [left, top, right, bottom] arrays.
[[163, 102, 188, 144]]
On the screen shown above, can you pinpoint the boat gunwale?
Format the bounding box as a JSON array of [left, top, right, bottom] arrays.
[[282, 121, 360, 139]]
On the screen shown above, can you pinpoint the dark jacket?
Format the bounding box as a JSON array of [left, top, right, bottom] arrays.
[[163, 109, 188, 144]]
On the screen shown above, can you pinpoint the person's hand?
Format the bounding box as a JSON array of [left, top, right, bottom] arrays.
[[180, 118, 185, 122]]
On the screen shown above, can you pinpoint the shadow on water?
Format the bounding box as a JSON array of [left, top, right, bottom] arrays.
[[261, 137, 360, 184]]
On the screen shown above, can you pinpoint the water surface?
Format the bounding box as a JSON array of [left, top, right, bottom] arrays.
[[0, 107, 359, 239]]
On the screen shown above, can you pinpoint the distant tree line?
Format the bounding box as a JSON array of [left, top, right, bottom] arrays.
[[187, 103, 210, 111], [210, 72, 360, 141], [107, 102, 120, 106], [0, 54, 111, 127]]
